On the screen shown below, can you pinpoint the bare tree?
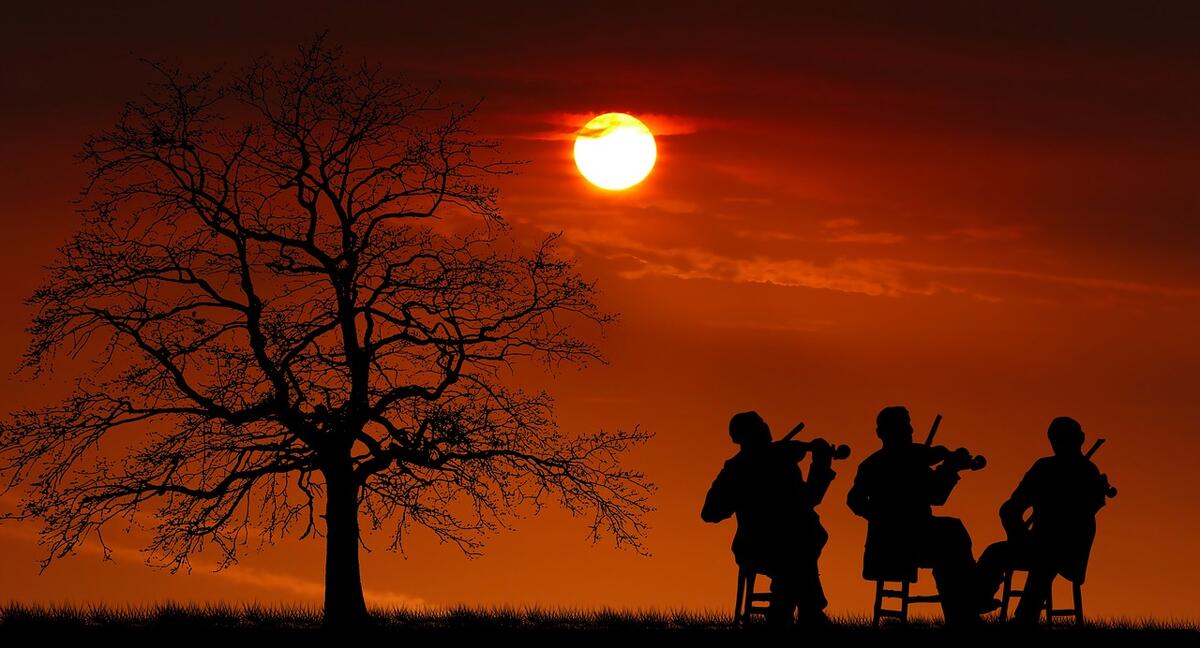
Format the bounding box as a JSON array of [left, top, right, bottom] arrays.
[[0, 36, 653, 625]]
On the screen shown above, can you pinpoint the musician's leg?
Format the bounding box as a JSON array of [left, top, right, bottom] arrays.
[[925, 516, 979, 626], [975, 539, 1016, 609], [794, 556, 830, 626], [767, 567, 798, 627], [1014, 559, 1055, 627]]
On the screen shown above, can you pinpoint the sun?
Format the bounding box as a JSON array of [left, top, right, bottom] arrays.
[[573, 113, 657, 190]]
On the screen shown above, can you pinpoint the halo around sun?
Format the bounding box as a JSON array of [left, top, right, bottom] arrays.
[[573, 113, 657, 190]]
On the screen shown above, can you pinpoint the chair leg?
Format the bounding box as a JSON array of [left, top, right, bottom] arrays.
[[1074, 582, 1084, 626], [734, 568, 746, 626], [746, 573, 758, 623], [872, 580, 883, 629], [1045, 584, 1053, 628], [1001, 570, 1013, 623]]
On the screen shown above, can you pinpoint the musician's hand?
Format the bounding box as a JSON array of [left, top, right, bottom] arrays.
[[942, 447, 972, 472], [1100, 473, 1118, 499], [811, 438, 834, 468], [1002, 519, 1029, 544]]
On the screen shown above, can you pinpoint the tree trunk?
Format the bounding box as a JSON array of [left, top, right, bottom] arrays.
[[323, 467, 369, 627]]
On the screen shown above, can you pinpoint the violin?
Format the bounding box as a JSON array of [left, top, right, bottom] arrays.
[[1087, 438, 1118, 499], [780, 422, 852, 460], [921, 444, 987, 471], [921, 414, 987, 472]]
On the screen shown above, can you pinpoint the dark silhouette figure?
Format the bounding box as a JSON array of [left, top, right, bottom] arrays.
[[846, 406, 983, 626], [975, 417, 1111, 625], [702, 412, 840, 626]]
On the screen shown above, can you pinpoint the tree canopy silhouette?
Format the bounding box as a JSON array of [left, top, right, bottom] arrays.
[[0, 36, 654, 625]]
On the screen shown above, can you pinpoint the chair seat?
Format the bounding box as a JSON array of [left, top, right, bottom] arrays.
[[1006, 559, 1086, 586]]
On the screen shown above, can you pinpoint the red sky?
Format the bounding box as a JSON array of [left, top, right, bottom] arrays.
[[2, 2, 1199, 619]]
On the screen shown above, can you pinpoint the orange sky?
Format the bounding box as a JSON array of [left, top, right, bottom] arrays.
[[2, 2, 1199, 619]]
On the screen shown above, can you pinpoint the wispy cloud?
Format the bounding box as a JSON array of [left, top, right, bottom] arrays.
[[927, 225, 1033, 242], [702, 318, 837, 334], [820, 218, 906, 244], [825, 232, 907, 244], [602, 244, 908, 297], [894, 260, 1200, 298], [0, 524, 427, 608], [517, 111, 704, 141], [560, 224, 1199, 301], [529, 196, 1198, 302]]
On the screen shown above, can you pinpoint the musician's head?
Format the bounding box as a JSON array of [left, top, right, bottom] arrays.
[[1048, 416, 1085, 456], [729, 411, 771, 448], [876, 406, 913, 446]]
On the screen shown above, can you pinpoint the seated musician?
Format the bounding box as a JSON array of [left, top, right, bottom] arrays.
[[846, 406, 982, 626], [974, 417, 1111, 625], [701, 411, 839, 627]]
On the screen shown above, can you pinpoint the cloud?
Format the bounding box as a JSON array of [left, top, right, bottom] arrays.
[[702, 318, 836, 334], [818, 218, 906, 244], [562, 226, 1200, 301], [518, 111, 704, 141], [822, 218, 860, 229], [894, 260, 1200, 299], [825, 232, 907, 244], [606, 245, 906, 297], [951, 225, 1031, 241], [735, 230, 804, 242], [213, 563, 427, 609], [0, 523, 427, 609], [924, 225, 1033, 242]]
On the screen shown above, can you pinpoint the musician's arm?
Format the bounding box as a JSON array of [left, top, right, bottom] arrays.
[[806, 461, 837, 506], [1000, 463, 1038, 539], [928, 463, 961, 506], [701, 463, 737, 523], [846, 463, 872, 519], [1085, 461, 1108, 514]]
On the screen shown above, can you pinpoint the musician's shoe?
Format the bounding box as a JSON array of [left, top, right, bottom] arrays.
[[796, 610, 833, 629]]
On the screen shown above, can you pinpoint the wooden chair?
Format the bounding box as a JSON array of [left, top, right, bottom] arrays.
[[1001, 568, 1084, 626], [872, 568, 941, 627], [733, 566, 772, 626]]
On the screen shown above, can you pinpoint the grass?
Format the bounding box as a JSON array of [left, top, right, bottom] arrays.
[[1, 602, 1197, 645]]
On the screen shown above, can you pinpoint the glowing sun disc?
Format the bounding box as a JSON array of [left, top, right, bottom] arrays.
[[574, 113, 657, 190]]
